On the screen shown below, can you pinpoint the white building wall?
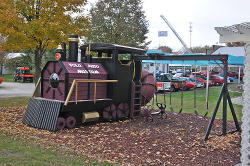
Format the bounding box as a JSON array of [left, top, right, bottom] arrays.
[[241, 43, 250, 165], [143, 63, 168, 74], [2, 65, 13, 75]]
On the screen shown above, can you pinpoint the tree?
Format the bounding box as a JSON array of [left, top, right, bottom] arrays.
[[0, 0, 88, 82], [0, 37, 6, 75], [158, 46, 172, 53], [226, 42, 245, 47], [88, 0, 149, 48], [190, 45, 212, 53]]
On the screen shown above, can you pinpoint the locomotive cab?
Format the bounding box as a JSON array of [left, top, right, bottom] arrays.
[[80, 43, 144, 102]]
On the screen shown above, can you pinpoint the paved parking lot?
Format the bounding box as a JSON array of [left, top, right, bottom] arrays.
[[0, 82, 35, 98]]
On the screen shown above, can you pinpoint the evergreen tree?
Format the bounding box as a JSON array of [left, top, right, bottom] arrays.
[[190, 45, 213, 53], [88, 0, 149, 48]]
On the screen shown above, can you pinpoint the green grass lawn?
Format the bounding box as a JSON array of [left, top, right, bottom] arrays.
[[0, 97, 30, 107], [0, 133, 111, 166], [0, 75, 14, 82], [151, 87, 242, 121]]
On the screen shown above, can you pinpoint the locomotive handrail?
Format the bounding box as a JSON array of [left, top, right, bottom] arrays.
[[32, 77, 41, 97], [64, 79, 118, 106]]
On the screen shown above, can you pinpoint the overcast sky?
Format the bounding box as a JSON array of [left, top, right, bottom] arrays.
[[88, 0, 250, 51]]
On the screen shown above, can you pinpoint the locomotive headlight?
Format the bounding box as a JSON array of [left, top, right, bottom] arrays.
[[49, 73, 60, 88]]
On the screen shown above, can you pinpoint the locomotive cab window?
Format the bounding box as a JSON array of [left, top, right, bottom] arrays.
[[118, 54, 132, 65]]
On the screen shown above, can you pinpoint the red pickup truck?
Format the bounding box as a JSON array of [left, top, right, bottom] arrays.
[[156, 73, 184, 92]]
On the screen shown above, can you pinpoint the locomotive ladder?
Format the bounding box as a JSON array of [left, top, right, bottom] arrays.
[[130, 81, 142, 117]]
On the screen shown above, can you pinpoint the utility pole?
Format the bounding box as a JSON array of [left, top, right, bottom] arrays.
[[189, 22, 192, 49]]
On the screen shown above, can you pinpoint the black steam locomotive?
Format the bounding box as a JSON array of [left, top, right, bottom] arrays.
[[22, 35, 156, 131]]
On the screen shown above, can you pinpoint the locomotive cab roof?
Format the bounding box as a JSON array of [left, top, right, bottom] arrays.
[[80, 43, 146, 55]]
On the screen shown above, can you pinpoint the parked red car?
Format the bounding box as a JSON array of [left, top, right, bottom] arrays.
[[221, 71, 244, 79], [201, 71, 219, 76], [180, 77, 196, 90], [0, 77, 3, 84], [228, 72, 244, 80], [192, 71, 206, 76], [210, 75, 224, 86], [227, 72, 238, 78], [196, 77, 212, 86]]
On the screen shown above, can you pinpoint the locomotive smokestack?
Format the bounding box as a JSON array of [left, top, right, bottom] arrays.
[[61, 42, 66, 61], [68, 35, 79, 62]]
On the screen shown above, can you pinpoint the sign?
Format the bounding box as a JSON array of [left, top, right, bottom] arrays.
[[69, 63, 82, 68], [158, 31, 168, 37]]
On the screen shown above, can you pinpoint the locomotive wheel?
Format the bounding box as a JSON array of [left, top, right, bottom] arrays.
[[117, 103, 130, 119], [111, 105, 117, 120], [56, 117, 66, 130], [117, 103, 123, 119], [103, 104, 116, 121], [66, 116, 76, 129]]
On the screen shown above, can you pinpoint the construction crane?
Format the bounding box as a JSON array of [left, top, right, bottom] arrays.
[[160, 15, 192, 53]]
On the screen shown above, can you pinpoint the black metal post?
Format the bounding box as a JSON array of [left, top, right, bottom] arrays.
[[133, 54, 229, 61], [86, 55, 92, 63], [98, 51, 102, 57], [133, 53, 143, 82], [112, 50, 118, 63], [81, 48, 86, 62], [203, 84, 224, 141], [222, 59, 228, 135]]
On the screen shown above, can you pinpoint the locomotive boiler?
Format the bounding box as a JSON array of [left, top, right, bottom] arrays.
[[22, 35, 156, 131]]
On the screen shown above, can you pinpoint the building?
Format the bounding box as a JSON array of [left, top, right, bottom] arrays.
[[1, 53, 25, 75], [212, 46, 245, 73]]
